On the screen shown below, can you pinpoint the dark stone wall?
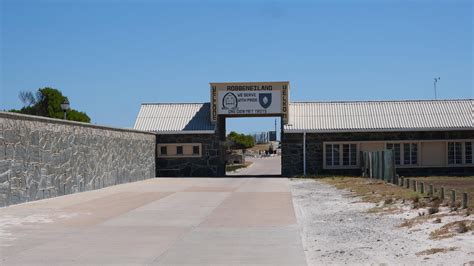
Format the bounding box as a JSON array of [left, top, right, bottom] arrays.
[[281, 130, 474, 177], [156, 134, 225, 177], [281, 133, 304, 176]]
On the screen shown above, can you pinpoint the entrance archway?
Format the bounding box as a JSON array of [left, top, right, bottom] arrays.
[[210, 81, 289, 177], [221, 116, 283, 176]]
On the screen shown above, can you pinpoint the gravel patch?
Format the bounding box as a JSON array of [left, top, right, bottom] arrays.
[[290, 178, 474, 265]]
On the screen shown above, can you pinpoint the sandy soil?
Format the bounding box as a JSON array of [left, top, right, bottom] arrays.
[[290, 178, 474, 265]]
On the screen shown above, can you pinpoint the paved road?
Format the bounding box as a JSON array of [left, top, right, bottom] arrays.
[[0, 178, 306, 265], [228, 156, 282, 176]]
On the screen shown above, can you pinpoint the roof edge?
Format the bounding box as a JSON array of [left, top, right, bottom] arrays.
[[289, 99, 474, 104], [283, 127, 474, 134], [153, 130, 216, 135], [140, 102, 209, 105]]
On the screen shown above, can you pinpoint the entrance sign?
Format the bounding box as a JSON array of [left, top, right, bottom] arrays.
[[210, 82, 290, 124]]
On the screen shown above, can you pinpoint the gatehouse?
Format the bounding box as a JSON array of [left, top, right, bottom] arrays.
[[134, 81, 474, 177]]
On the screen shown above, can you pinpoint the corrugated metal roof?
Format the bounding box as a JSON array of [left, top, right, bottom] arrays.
[[134, 103, 215, 133], [284, 99, 473, 133], [134, 99, 473, 134]]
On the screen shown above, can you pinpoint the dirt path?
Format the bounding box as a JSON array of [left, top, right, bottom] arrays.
[[290, 178, 474, 265]]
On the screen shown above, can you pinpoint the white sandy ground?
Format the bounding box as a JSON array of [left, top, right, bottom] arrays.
[[290, 178, 474, 265]]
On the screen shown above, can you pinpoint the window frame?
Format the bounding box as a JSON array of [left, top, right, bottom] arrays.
[[342, 143, 357, 166], [465, 141, 473, 164], [160, 146, 168, 156], [386, 143, 401, 165], [403, 142, 418, 166], [384, 141, 419, 167], [447, 141, 474, 166], [323, 142, 360, 169], [176, 146, 184, 155], [192, 145, 200, 155]]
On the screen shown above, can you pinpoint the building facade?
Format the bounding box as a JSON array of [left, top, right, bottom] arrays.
[[134, 82, 474, 177], [282, 100, 474, 176]]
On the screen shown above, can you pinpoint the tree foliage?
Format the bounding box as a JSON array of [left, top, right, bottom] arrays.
[[10, 87, 91, 123], [227, 131, 255, 150]]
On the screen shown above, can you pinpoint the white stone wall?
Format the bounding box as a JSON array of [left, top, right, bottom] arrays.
[[0, 112, 156, 206]]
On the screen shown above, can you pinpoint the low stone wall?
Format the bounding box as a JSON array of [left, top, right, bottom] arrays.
[[0, 112, 156, 207], [226, 153, 245, 165]]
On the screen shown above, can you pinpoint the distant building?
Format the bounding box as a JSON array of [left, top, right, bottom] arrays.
[[269, 131, 277, 142]]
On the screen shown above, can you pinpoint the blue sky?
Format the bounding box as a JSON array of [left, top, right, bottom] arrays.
[[1, 0, 472, 134]]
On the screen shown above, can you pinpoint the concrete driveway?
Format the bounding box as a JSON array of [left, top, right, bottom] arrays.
[[228, 156, 282, 176], [0, 178, 306, 265]]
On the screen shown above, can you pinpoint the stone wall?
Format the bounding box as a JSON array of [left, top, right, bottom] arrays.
[[281, 130, 474, 177], [156, 133, 225, 177], [281, 133, 304, 177], [0, 112, 156, 207]]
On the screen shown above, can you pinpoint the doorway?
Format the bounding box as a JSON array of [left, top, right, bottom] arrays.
[[223, 116, 282, 176]]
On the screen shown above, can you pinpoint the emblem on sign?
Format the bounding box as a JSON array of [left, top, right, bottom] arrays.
[[259, 93, 272, 109], [222, 92, 238, 111]]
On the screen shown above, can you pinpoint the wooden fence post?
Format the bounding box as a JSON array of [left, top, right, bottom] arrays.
[[428, 184, 433, 198], [440, 187, 445, 200], [451, 190, 456, 207], [406, 178, 410, 189], [462, 193, 468, 209], [420, 182, 424, 194], [413, 180, 417, 192]]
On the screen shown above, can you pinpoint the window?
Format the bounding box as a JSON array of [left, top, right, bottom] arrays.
[[157, 143, 202, 158], [448, 142, 463, 165], [343, 144, 357, 166], [403, 143, 417, 165], [193, 145, 200, 155], [325, 144, 333, 167], [325, 144, 340, 167], [176, 146, 183, 155], [466, 142, 473, 164], [447, 141, 474, 165], [160, 146, 167, 156], [325, 143, 358, 168], [385, 142, 417, 166], [386, 143, 401, 165]]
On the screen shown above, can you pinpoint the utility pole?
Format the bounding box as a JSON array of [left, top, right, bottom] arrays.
[[275, 119, 278, 141], [434, 77, 440, 100]]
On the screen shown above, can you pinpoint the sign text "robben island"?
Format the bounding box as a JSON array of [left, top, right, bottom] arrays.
[[225, 85, 274, 91], [210, 82, 290, 124]]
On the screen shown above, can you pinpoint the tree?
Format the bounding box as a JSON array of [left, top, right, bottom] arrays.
[[227, 131, 255, 151], [10, 87, 91, 123]]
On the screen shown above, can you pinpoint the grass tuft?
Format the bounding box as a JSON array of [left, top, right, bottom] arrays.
[[415, 247, 458, 256], [429, 220, 474, 239]]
